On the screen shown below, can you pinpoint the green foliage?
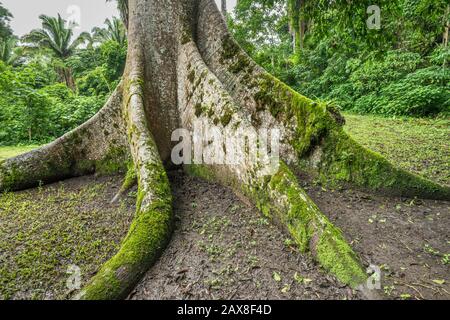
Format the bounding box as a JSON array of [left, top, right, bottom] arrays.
[[230, 0, 450, 117], [0, 6, 127, 146], [92, 17, 127, 47], [0, 59, 106, 145]]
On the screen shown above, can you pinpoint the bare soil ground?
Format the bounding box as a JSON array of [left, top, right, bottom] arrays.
[[299, 174, 450, 300], [130, 171, 449, 300], [130, 172, 361, 300]]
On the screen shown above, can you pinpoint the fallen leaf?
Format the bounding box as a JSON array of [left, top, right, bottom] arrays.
[[273, 271, 282, 282], [281, 285, 290, 293]]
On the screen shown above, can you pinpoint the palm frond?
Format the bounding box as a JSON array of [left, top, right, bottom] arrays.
[[22, 14, 86, 59]]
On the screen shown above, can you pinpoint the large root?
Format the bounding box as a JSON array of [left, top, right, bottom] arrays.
[[178, 41, 366, 287], [0, 85, 130, 192], [76, 45, 173, 300], [196, 0, 450, 200]]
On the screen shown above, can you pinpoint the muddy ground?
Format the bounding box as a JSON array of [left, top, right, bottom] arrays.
[[300, 176, 449, 300], [0, 175, 136, 300], [131, 171, 449, 300], [1, 171, 447, 300], [130, 172, 360, 300]]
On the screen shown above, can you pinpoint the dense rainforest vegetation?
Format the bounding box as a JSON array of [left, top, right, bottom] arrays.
[[0, 0, 448, 146], [0, 2, 126, 145], [230, 0, 449, 117]]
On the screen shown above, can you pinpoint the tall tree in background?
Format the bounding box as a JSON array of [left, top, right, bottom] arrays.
[[0, 1, 15, 64], [92, 17, 127, 47], [107, 0, 129, 28], [221, 0, 227, 15], [22, 14, 89, 91], [1, 0, 448, 301], [0, 1, 12, 40], [287, 0, 306, 55], [0, 37, 21, 65]]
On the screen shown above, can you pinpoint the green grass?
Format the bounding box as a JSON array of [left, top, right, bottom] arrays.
[[344, 113, 449, 186], [0, 145, 40, 161]]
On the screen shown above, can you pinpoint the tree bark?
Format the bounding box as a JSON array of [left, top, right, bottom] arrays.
[[221, 0, 227, 15], [1, 0, 449, 300]]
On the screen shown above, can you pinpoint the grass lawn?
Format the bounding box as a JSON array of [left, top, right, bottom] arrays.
[[344, 113, 449, 186], [0, 145, 40, 161]]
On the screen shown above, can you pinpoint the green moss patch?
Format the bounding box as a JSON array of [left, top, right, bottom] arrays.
[[78, 161, 172, 300], [317, 128, 450, 200], [0, 175, 136, 300], [253, 73, 342, 157], [244, 162, 367, 287]]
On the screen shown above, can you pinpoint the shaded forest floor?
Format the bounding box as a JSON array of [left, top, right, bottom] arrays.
[[0, 113, 449, 300], [130, 173, 361, 300]]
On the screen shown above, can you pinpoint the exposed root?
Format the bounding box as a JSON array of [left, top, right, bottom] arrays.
[[178, 43, 367, 287], [0, 85, 130, 192], [76, 45, 173, 299], [111, 165, 137, 204], [196, 2, 449, 200]]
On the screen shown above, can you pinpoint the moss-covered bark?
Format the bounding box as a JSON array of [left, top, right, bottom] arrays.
[[2, 0, 448, 301], [76, 160, 172, 300], [252, 73, 450, 199]]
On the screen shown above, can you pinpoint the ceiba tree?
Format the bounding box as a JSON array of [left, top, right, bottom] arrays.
[[1, 0, 448, 300]]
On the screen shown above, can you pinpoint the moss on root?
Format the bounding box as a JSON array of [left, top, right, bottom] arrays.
[[315, 129, 450, 200], [221, 35, 255, 75], [76, 161, 172, 300], [253, 73, 344, 157], [244, 162, 367, 287], [0, 157, 73, 192], [254, 73, 449, 200], [186, 162, 367, 288], [0, 142, 129, 193]]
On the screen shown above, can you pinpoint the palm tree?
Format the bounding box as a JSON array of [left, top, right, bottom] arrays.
[[92, 17, 127, 47], [0, 37, 24, 66], [22, 14, 89, 90], [107, 0, 129, 28]]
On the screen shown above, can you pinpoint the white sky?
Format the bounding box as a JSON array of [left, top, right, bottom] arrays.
[[2, 0, 237, 37]]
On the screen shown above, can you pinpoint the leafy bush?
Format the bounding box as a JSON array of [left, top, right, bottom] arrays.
[[0, 60, 106, 145], [292, 50, 449, 117]]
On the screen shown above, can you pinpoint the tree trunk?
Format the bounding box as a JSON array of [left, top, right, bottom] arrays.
[[57, 66, 77, 92], [443, 6, 449, 47], [1, 0, 449, 300], [221, 0, 227, 15]]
